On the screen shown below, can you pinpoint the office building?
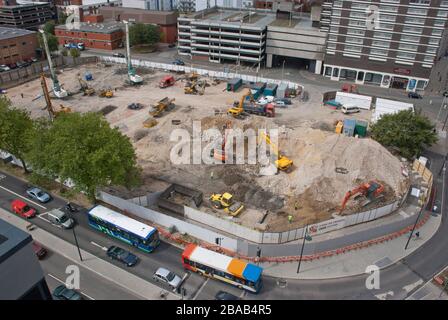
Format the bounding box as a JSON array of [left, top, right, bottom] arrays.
[[0, 1, 53, 30], [0, 27, 38, 65]]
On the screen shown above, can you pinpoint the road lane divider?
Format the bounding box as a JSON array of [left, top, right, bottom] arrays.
[[90, 241, 108, 251], [0, 184, 47, 210]]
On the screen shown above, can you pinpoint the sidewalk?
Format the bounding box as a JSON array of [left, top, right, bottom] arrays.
[[260, 212, 441, 280], [0, 208, 180, 300], [407, 265, 448, 300]]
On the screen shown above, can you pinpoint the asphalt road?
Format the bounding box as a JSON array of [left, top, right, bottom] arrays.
[[40, 249, 140, 300]]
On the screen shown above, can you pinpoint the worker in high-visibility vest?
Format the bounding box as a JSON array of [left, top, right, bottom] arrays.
[[288, 215, 293, 223]]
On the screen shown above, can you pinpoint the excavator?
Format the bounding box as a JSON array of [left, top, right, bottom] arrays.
[[40, 74, 71, 120], [99, 88, 114, 98], [339, 181, 385, 214], [258, 131, 293, 172], [78, 76, 95, 96], [227, 89, 255, 118], [149, 97, 175, 117], [184, 80, 206, 95], [210, 192, 245, 217]]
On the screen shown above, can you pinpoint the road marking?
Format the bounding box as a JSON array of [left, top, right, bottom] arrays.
[[47, 273, 95, 300], [398, 210, 409, 219], [403, 279, 424, 293], [37, 213, 52, 223], [90, 241, 108, 251], [192, 278, 209, 300], [374, 291, 394, 300], [0, 185, 47, 210], [239, 290, 246, 299]]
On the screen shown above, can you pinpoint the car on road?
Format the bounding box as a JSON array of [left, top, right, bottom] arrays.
[[274, 98, 292, 105], [106, 246, 139, 267], [32, 241, 47, 259], [52, 285, 83, 300], [11, 199, 36, 218], [408, 92, 422, 99], [432, 200, 441, 213], [153, 267, 182, 289], [0, 64, 10, 72], [26, 187, 51, 203], [113, 53, 125, 58], [172, 59, 185, 66], [47, 209, 75, 229], [215, 291, 240, 300]]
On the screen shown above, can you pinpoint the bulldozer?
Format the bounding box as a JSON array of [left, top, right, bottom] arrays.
[[99, 88, 114, 98], [339, 181, 385, 214], [149, 97, 175, 117], [210, 192, 244, 217], [78, 76, 95, 96], [258, 131, 293, 172]]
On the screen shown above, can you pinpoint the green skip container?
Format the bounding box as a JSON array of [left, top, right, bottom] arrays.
[[355, 120, 368, 137]]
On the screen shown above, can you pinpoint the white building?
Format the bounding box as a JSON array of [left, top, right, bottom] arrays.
[[122, 0, 176, 10], [178, 0, 252, 12]]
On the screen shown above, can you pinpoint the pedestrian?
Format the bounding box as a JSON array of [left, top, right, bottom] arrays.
[[415, 231, 420, 239], [288, 215, 293, 224], [294, 202, 299, 211]]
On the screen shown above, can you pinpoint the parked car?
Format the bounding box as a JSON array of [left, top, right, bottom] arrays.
[[274, 98, 292, 105], [153, 267, 182, 289], [408, 92, 422, 99], [0, 64, 10, 72], [52, 285, 82, 300], [274, 100, 286, 107], [26, 187, 51, 203], [31, 57, 38, 63], [113, 52, 125, 58], [11, 199, 36, 218], [32, 241, 47, 259], [432, 200, 441, 213], [64, 43, 78, 49], [7, 63, 17, 69], [173, 59, 185, 66], [107, 246, 139, 267], [168, 43, 176, 48], [47, 209, 75, 229], [77, 43, 85, 50], [341, 105, 360, 114], [215, 291, 240, 300], [128, 103, 144, 110], [443, 91, 448, 97]]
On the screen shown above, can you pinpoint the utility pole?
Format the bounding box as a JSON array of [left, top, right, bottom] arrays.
[[296, 225, 311, 274], [404, 206, 424, 250], [72, 226, 83, 261], [282, 59, 286, 81]]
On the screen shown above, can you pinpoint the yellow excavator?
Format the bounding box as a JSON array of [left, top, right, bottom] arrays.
[[210, 192, 245, 216], [78, 76, 95, 96], [99, 87, 114, 98], [227, 89, 255, 118], [40, 74, 71, 120], [149, 97, 175, 117], [184, 80, 205, 95], [258, 131, 293, 172]]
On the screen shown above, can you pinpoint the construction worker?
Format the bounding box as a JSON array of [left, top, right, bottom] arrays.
[[288, 215, 293, 224], [294, 202, 299, 211]]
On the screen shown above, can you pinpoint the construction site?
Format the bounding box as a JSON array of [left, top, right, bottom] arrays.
[[3, 31, 411, 233]]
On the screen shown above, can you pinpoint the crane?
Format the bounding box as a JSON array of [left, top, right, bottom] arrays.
[[227, 89, 255, 118], [39, 29, 68, 99], [339, 181, 385, 214], [40, 74, 71, 121], [123, 20, 143, 85], [258, 131, 293, 172]]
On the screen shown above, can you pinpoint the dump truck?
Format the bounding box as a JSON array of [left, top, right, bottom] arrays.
[[159, 75, 175, 88], [244, 103, 275, 117], [149, 97, 175, 117]]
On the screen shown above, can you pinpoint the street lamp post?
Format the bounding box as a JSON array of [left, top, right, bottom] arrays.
[[72, 225, 83, 262], [296, 225, 311, 274], [281, 59, 286, 82], [404, 206, 424, 251]]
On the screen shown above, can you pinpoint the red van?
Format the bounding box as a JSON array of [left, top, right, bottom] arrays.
[[11, 199, 36, 218]]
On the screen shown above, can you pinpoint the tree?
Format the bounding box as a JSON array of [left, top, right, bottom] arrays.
[[70, 48, 80, 58], [129, 23, 161, 47], [370, 109, 438, 159], [0, 97, 35, 172], [38, 32, 59, 52], [43, 21, 56, 35], [27, 112, 141, 201], [58, 11, 68, 25]]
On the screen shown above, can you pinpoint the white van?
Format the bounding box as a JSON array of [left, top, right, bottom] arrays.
[[47, 209, 75, 229], [341, 105, 360, 114]]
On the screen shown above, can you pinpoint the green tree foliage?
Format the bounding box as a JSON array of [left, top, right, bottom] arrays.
[[27, 112, 141, 201], [70, 48, 80, 58], [58, 11, 68, 25], [0, 97, 34, 172], [370, 109, 438, 159], [129, 23, 161, 46], [38, 32, 59, 52], [43, 21, 56, 35]]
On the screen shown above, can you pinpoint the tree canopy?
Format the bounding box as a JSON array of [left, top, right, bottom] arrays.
[[43, 21, 56, 35], [38, 32, 59, 52], [370, 109, 438, 159], [0, 96, 35, 172], [26, 112, 141, 201], [129, 23, 161, 47], [70, 48, 80, 58]]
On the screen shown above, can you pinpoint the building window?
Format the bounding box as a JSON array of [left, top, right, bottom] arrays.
[[372, 40, 391, 48], [370, 48, 388, 56], [432, 29, 443, 36], [344, 45, 362, 53], [374, 31, 393, 39], [437, 10, 448, 18], [401, 35, 420, 43], [408, 8, 427, 15], [405, 17, 426, 25], [347, 29, 365, 36], [403, 26, 423, 34], [398, 44, 418, 51], [434, 19, 446, 27], [396, 52, 416, 60], [346, 36, 363, 44], [379, 5, 398, 13]]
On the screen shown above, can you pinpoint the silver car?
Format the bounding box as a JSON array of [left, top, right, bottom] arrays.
[[153, 267, 182, 289], [26, 187, 51, 203]]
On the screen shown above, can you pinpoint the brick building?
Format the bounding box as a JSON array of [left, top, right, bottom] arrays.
[[55, 21, 124, 50], [99, 6, 178, 43], [0, 1, 53, 30], [0, 27, 38, 65]]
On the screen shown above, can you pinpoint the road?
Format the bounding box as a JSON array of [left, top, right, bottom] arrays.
[[1, 148, 446, 300], [40, 249, 140, 300]]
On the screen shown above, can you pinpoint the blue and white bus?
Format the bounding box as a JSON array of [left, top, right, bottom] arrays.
[[87, 205, 160, 253]]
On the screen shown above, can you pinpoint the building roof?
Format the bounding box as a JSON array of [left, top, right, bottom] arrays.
[[99, 7, 178, 25], [0, 218, 32, 264], [55, 21, 123, 34], [0, 26, 35, 40]]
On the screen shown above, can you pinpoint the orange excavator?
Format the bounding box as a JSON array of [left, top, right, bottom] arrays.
[[339, 181, 384, 214]]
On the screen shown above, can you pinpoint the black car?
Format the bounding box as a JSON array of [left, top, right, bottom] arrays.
[[173, 59, 185, 66], [408, 92, 422, 99], [215, 291, 240, 300], [106, 246, 139, 267], [113, 53, 125, 58], [52, 285, 83, 300]]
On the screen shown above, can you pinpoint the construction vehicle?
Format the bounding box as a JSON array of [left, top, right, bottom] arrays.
[[78, 76, 95, 96], [228, 89, 275, 118], [341, 83, 358, 93], [99, 88, 114, 98], [40, 74, 71, 120], [211, 121, 232, 162], [184, 80, 206, 95], [123, 20, 143, 85], [149, 97, 175, 117], [39, 29, 68, 99], [339, 181, 385, 214], [335, 120, 343, 134], [258, 131, 293, 172], [159, 75, 175, 88], [227, 89, 255, 118], [186, 72, 199, 82], [143, 118, 158, 128], [209, 192, 244, 217]]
